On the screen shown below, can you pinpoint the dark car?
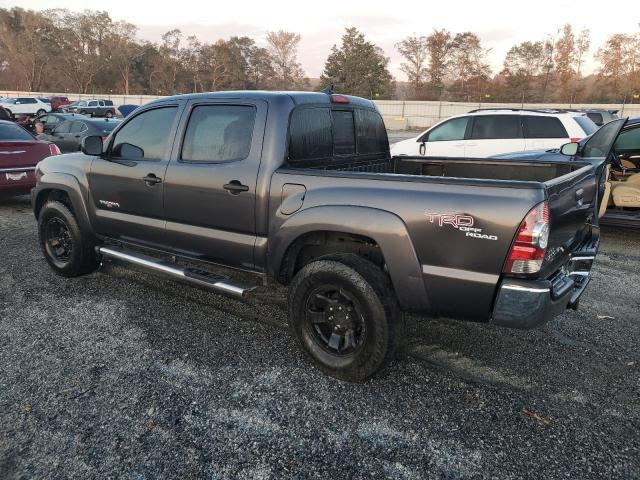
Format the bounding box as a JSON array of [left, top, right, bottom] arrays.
[[0, 120, 60, 196], [66, 99, 116, 118], [577, 109, 619, 127], [495, 117, 640, 227], [48, 118, 120, 152], [35, 112, 80, 134]]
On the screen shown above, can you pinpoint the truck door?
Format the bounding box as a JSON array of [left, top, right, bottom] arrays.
[[87, 104, 181, 248], [162, 100, 267, 270]]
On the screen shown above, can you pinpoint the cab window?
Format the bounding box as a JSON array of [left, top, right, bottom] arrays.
[[111, 107, 177, 161], [181, 105, 256, 162]]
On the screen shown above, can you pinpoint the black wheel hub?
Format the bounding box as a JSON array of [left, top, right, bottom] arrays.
[[305, 286, 366, 355], [44, 217, 73, 263]]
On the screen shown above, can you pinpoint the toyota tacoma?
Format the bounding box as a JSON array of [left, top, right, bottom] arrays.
[[31, 90, 610, 381]]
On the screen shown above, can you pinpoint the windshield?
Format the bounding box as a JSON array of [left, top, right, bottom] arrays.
[[573, 116, 598, 136], [0, 123, 34, 141]]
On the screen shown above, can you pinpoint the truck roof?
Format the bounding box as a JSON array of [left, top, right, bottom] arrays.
[[147, 90, 378, 109]]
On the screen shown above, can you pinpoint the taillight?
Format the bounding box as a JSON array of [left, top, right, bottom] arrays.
[[503, 201, 550, 274], [49, 143, 61, 156], [570, 137, 581, 142]]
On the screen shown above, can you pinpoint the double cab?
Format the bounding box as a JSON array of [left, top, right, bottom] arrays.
[[32, 91, 612, 381]]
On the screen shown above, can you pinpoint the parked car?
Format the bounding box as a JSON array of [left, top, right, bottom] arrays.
[[32, 91, 608, 381], [0, 97, 52, 117], [47, 117, 120, 152], [495, 117, 640, 228], [391, 108, 598, 158], [66, 99, 116, 118], [35, 112, 80, 134], [48, 96, 72, 112], [0, 120, 60, 196]]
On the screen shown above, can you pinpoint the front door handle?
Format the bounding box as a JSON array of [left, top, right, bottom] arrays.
[[143, 173, 162, 186], [223, 180, 249, 194]]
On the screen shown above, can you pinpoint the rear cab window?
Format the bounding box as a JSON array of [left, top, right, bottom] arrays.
[[288, 106, 388, 163]]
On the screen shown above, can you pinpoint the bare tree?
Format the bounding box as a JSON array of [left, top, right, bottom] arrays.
[[266, 30, 306, 90], [449, 32, 491, 101], [110, 21, 144, 95], [396, 36, 428, 99], [503, 41, 546, 101], [554, 24, 575, 100]]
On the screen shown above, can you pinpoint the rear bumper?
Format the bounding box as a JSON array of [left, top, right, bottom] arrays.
[[0, 167, 36, 193], [491, 251, 595, 329]]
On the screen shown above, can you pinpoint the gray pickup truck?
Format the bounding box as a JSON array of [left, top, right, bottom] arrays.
[[31, 91, 609, 381]]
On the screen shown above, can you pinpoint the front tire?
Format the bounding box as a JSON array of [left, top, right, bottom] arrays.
[[288, 255, 402, 382], [38, 200, 98, 277]]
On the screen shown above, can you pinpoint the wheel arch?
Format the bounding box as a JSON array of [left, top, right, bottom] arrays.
[[32, 173, 92, 234], [269, 205, 430, 312]]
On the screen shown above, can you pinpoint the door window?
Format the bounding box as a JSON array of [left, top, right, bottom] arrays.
[[425, 117, 469, 142], [523, 116, 568, 138], [470, 115, 521, 139], [110, 107, 177, 161], [181, 105, 256, 162], [581, 119, 625, 158], [88, 101, 98, 107], [614, 126, 640, 152]]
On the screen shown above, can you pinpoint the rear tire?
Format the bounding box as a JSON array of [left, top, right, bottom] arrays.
[[288, 254, 403, 382], [36, 109, 46, 116], [38, 200, 99, 277]]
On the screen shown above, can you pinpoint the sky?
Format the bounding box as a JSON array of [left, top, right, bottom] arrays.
[[4, 0, 640, 79]]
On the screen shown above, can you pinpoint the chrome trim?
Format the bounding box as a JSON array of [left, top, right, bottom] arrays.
[[422, 264, 499, 285], [98, 246, 251, 299], [0, 166, 35, 173], [501, 284, 550, 294], [570, 256, 595, 262]]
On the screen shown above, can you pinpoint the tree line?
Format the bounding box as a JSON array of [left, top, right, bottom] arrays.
[[0, 7, 638, 103]]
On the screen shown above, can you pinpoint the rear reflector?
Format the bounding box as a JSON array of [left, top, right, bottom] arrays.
[[49, 143, 61, 156], [503, 201, 550, 274], [330, 94, 350, 104]]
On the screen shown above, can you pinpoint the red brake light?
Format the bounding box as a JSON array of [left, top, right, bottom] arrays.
[[570, 137, 581, 143], [503, 201, 550, 274], [330, 94, 350, 104], [49, 143, 61, 156]]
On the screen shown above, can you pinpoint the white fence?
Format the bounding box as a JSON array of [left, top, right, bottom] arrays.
[[4, 90, 639, 130]]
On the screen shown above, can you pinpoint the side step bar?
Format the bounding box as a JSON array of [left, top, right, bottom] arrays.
[[97, 246, 256, 299]]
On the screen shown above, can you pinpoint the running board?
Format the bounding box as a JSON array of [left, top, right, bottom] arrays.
[[97, 246, 255, 299]]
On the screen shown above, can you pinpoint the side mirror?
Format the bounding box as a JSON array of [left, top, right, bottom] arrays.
[[81, 135, 103, 156], [560, 142, 579, 156]]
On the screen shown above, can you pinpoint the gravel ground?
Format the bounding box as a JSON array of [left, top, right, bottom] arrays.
[[1, 194, 639, 479]]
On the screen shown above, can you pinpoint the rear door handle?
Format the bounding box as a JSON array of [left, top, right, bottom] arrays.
[[223, 180, 249, 194], [143, 173, 162, 186]]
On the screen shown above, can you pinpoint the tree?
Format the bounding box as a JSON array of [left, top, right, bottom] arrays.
[[0, 7, 56, 91], [425, 29, 452, 98], [266, 30, 306, 90], [449, 32, 491, 101], [320, 27, 393, 99], [503, 41, 546, 101], [574, 28, 591, 77], [554, 24, 575, 100], [595, 33, 640, 100], [110, 21, 144, 94], [396, 36, 428, 99]]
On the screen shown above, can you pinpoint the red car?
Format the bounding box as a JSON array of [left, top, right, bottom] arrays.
[[0, 120, 61, 196], [49, 96, 71, 112]]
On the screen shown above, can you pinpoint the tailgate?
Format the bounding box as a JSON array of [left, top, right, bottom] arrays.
[[540, 163, 597, 276]]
